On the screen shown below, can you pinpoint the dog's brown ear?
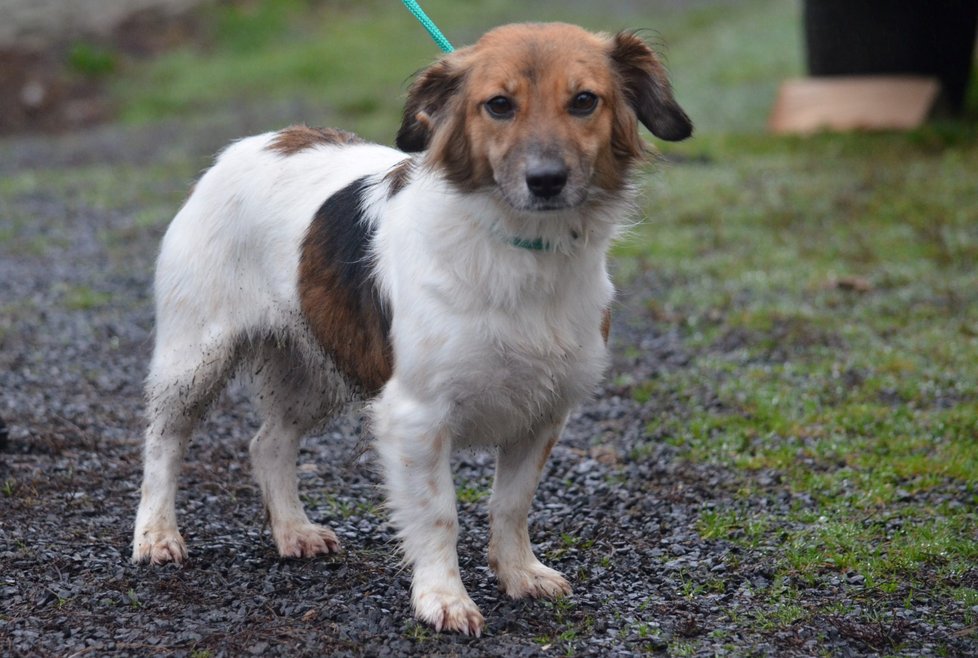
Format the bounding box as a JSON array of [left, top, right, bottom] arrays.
[[396, 58, 465, 152], [610, 32, 693, 142]]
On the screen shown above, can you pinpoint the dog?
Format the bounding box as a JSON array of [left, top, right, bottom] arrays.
[[132, 22, 691, 635]]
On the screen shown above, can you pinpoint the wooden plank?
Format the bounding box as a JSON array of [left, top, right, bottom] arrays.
[[769, 76, 940, 135]]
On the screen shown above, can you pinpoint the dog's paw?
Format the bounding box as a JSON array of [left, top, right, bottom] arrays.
[[413, 590, 485, 636], [273, 522, 341, 558], [132, 530, 187, 565], [496, 560, 572, 600]]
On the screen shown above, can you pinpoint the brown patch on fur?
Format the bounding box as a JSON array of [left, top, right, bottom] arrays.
[[486, 512, 500, 573], [421, 431, 449, 472], [298, 266, 391, 394], [434, 518, 456, 529], [299, 179, 392, 394], [536, 433, 560, 473], [383, 158, 414, 197], [267, 124, 363, 156], [601, 308, 612, 344], [431, 430, 446, 455]]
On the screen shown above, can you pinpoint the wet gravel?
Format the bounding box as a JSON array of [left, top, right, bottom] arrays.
[[2, 119, 976, 657]]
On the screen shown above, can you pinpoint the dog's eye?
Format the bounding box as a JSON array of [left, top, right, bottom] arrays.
[[569, 91, 598, 116], [485, 96, 515, 119]]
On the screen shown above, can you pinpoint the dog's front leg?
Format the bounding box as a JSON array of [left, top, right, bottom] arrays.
[[374, 385, 484, 636], [488, 418, 572, 599]]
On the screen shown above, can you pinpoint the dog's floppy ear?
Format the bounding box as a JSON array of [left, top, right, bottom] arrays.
[[610, 31, 693, 142], [396, 58, 465, 152]]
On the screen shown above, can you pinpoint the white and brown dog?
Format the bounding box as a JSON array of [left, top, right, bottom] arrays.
[[132, 22, 691, 635]]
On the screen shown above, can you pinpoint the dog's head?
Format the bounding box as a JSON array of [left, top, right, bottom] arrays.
[[396, 23, 692, 212]]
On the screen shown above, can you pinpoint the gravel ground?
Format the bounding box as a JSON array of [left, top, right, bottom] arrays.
[[1, 118, 975, 657]]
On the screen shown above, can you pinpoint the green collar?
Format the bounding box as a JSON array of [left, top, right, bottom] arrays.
[[509, 236, 553, 252]]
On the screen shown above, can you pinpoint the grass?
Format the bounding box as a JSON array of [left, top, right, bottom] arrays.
[[60, 284, 113, 311], [22, 0, 978, 651], [651, 127, 978, 641], [535, 595, 593, 656], [108, 0, 782, 141], [456, 482, 490, 505], [641, 125, 978, 602], [68, 42, 118, 78]]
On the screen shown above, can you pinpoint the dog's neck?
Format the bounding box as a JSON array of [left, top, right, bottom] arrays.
[[487, 193, 629, 257]]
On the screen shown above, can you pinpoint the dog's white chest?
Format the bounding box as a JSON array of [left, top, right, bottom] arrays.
[[384, 251, 610, 444]]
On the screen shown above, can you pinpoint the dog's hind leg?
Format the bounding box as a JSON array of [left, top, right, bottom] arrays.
[[133, 334, 239, 565], [246, 340, 342, 558], [488, 416, 573, 600]]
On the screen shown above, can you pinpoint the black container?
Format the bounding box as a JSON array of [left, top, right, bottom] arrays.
[[804, 0, 978, 111]]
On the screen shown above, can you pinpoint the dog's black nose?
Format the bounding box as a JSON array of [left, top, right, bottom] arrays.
[[526, 163, 568, 199]]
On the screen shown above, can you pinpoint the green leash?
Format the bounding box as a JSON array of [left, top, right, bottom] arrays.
[[402, 0, 455, 53]]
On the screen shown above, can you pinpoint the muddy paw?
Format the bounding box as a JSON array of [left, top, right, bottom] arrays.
[[132, 530, 187, 565], [413, 589, 485, 636], [273, 522, 341, 558], [496, 560, 571, 600]]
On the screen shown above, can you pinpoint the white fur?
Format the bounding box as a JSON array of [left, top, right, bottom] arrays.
[[133, 130, 631, 635]]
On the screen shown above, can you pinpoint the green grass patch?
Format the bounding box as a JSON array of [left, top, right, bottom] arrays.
[[455, 482, 489, 505], [628, 126, 978, 641], [534, 596, 593, 657], [62, 285, 113, 311], [68, 42, 118, 77]]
